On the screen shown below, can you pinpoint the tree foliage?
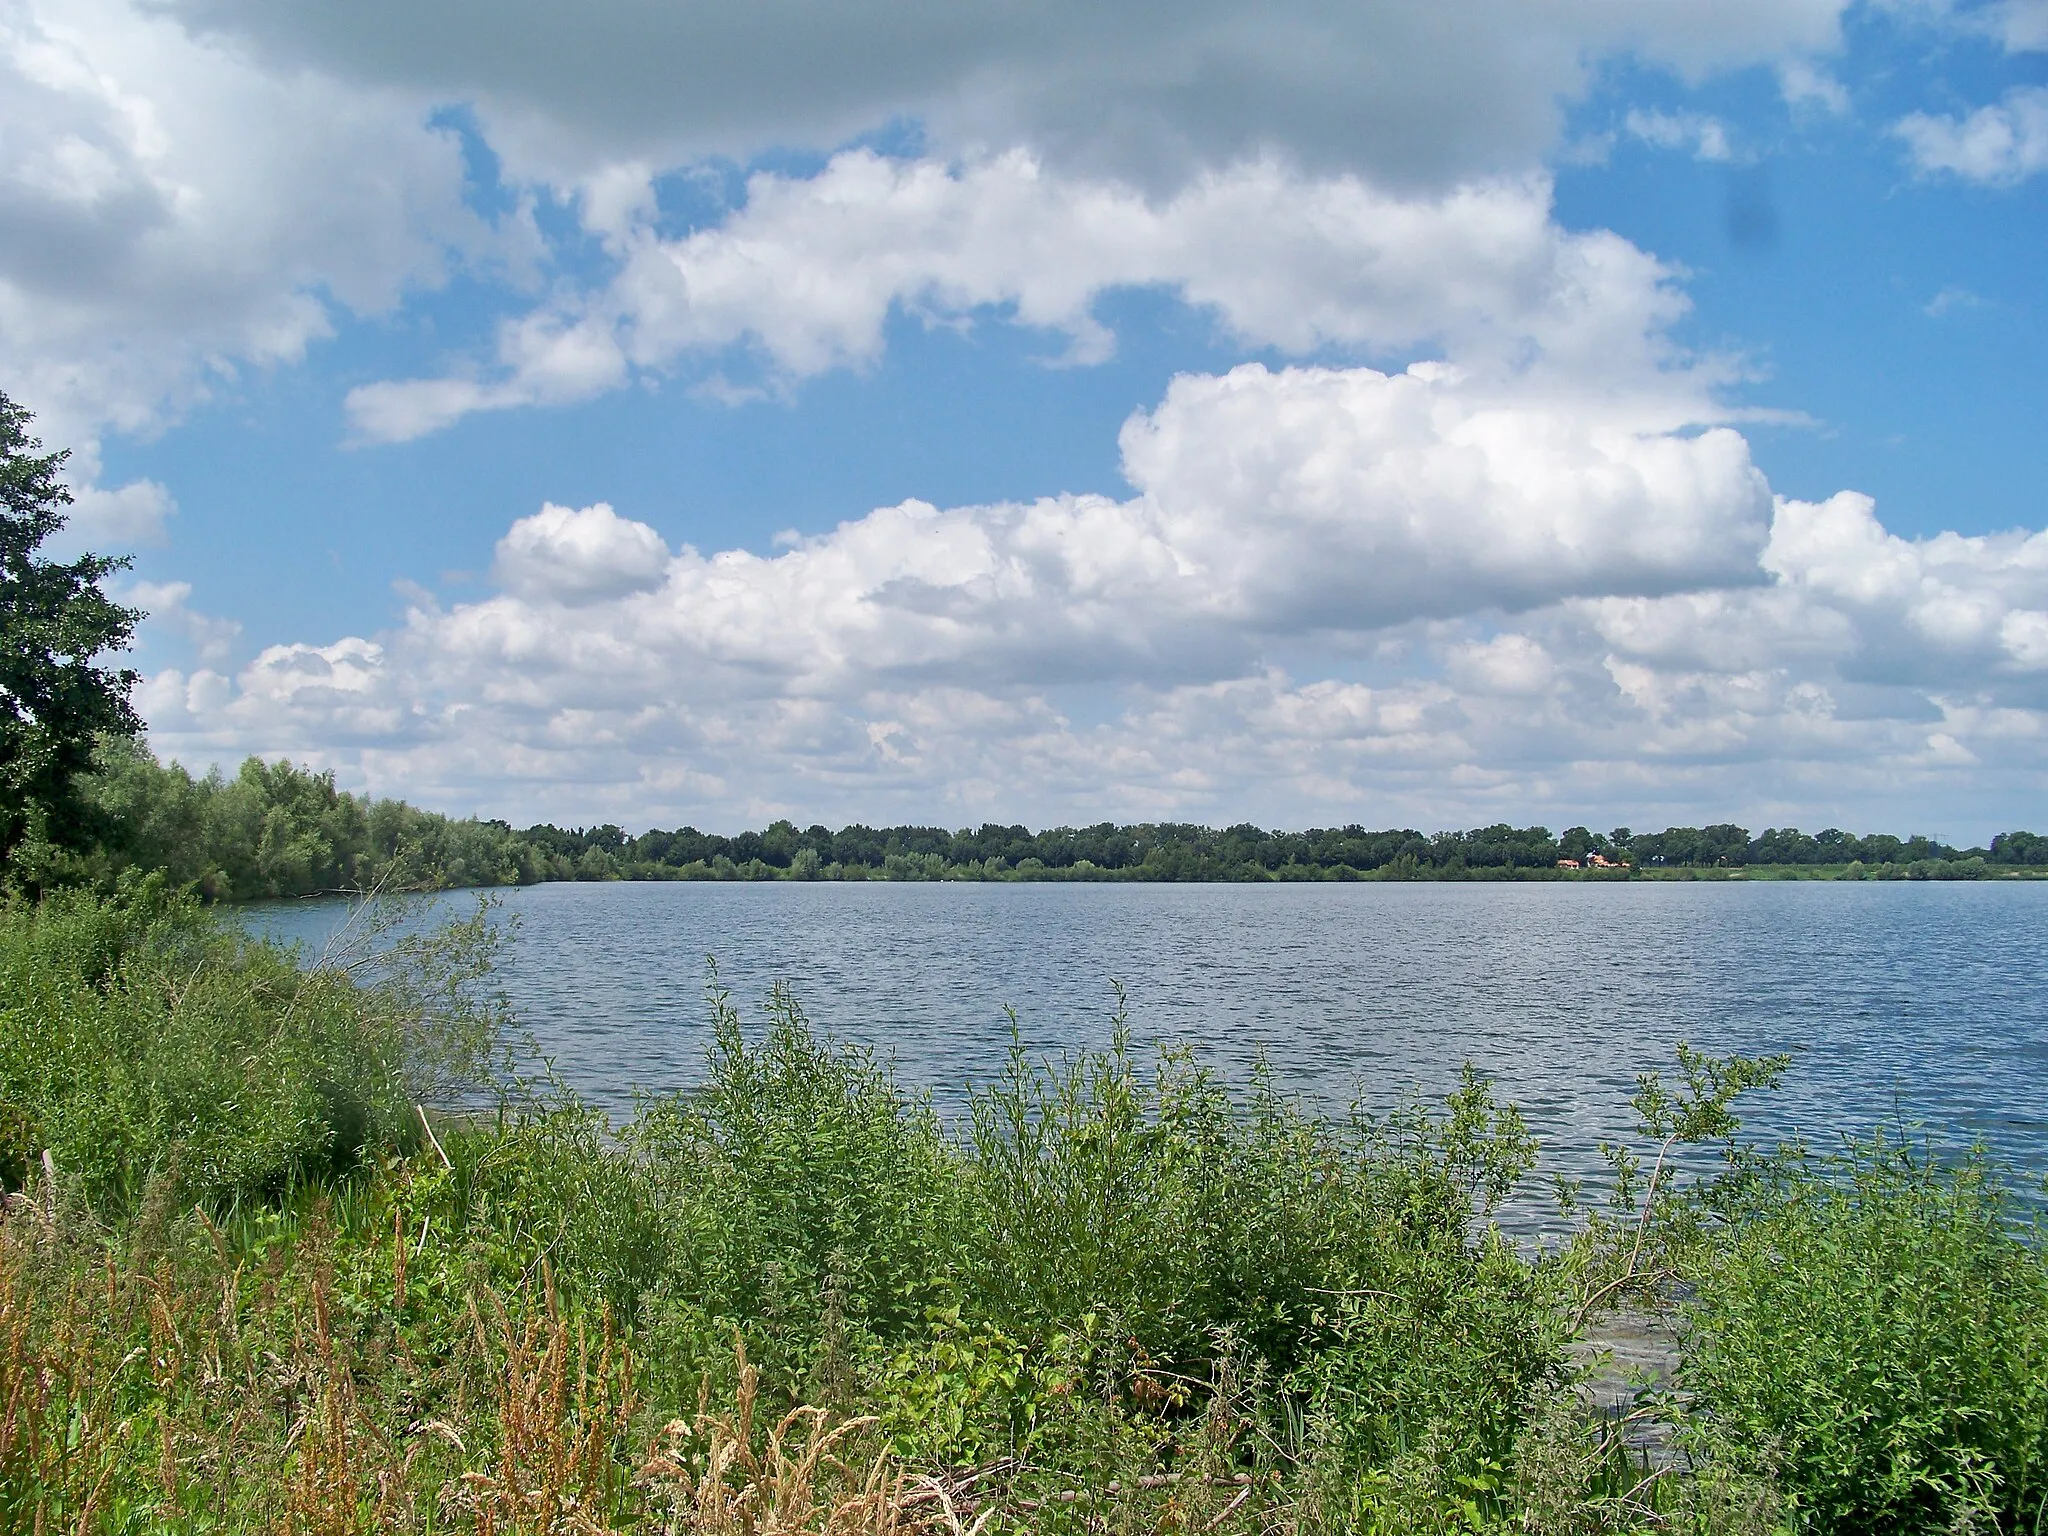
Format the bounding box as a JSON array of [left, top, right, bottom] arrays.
[[55, 737, 544, 898], [0, 391, 139, 868], [509, 815, 2033, 883]]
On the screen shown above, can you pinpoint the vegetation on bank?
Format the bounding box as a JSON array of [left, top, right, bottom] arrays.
[[12, 739, 547, 899], [511, 817, 2045, 886], [10, 738, 2043, 901], [4, 885, 2046, 1535]]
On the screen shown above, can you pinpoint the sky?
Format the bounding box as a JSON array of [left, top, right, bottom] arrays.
[[6, 0, 2047, 839]]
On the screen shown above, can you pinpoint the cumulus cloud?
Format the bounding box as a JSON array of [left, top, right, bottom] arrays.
[[348, 152, 1704, 442], [146, 361, 2048, 834], [0, 0, 1827, 461], [359, 364, 1769, 698], [1760, 491, 2048, 682], [0, 0, 510, 494], [21, 0, 2031, 834], [1896, 85, 2048, 184], [1117, 364, 1770, 627], [492, 501, 673, 604]]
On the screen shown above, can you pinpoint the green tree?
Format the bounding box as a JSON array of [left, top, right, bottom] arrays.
[[0, 392, 141, 870]]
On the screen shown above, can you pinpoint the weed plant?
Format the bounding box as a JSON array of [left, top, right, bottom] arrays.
[[1678, 1137, 2048, 1535]]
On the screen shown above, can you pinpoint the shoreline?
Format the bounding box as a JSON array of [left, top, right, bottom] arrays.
[[229, 859, 2048, 902]]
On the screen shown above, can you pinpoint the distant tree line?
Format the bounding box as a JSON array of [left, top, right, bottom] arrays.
[[7, 741, 2041, 900], [512, 814, 2044, 886]]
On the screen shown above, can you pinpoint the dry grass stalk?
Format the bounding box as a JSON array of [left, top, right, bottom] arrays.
[[286, 1266, 368, 1536], [451, 1273, 638, 1536], [0, 1223, 132, 1535], [639, 1340, 955, 1536]]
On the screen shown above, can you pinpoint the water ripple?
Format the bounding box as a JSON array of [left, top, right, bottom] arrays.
[[246, 880, 2048, 1187]]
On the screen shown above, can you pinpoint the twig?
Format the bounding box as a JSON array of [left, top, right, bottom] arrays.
[[1572, 1131, 1678, 1331], [415, 1105, 453, 1170], [40, 1147, 58, 1228], [1206, 1484, 1254, 1530]]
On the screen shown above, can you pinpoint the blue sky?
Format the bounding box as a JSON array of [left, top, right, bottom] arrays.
[[9, 0, 2047, 837]]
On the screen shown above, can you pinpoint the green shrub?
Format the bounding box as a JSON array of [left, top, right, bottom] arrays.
[[0, 880, 500, 1210], [479, 984, 1572, 1485], [628, 981, 961, 1396], [1680, 1137, 2048, 1535], [962, 1004, 1545, 1363], [956, 1002, 1567, 1487]]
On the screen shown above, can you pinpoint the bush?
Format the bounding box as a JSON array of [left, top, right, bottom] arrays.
[[962, 1004, 1550, 1375], [470, 986, 1573, 1487], [0, 879, 501, 1209], [1680, 1137, 2048, 1535], [626, 981, 962, 1396]]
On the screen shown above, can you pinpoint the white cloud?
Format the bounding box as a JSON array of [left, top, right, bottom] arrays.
[[367, 364, 1766, 699], [1448, 633, 1558, 696], [0, 0, 505, 490], [1869, 0, 2048, 54], [1116, 364, 1770, 627], [0, 0, 1830, 467], [1980, 0, 2048, 51], [146, 364, 2048, 834], [492, 501, 672, 604], [1778, 59, 1851, 115], [1923, 285, 1983, 317], [1624, 108, 1736, 161], [15, 0, 2034, 836], [1896, 85, 2048, 185], [348, 152, 1705, 442], [124, 578, 241, 663], [1759, 490, 2048, 681], [65, 472, 174, 547]]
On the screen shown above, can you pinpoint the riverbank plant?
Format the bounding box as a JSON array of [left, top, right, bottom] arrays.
[[0, 877, 503, 1208], [1678, 1137, 2048, 1534]]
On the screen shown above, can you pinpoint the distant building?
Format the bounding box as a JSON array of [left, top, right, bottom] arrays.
[[1559, 852, 1631, 870]]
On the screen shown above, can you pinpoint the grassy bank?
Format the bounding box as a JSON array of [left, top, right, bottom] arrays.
[[2, 889, 2044, 1534]]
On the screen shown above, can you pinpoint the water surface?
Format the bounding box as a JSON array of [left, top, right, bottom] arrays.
[[246, 880, 2048, 1188]]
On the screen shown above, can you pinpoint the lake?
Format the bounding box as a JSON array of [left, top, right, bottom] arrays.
[[245, 879, 2048, 1198]]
